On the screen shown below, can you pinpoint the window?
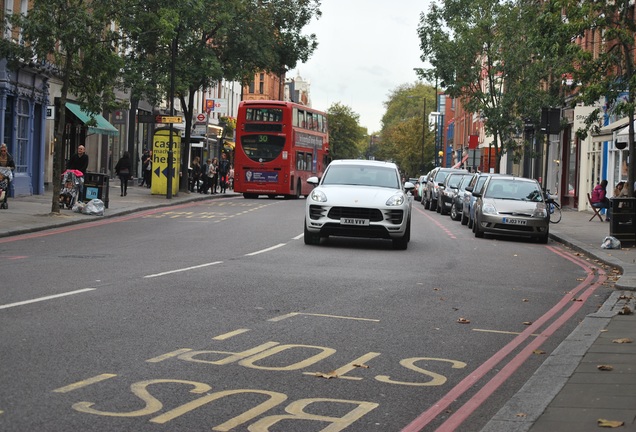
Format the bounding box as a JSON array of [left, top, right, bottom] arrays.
[[248, 81, 255, 94], [16, 99, 29, 173]]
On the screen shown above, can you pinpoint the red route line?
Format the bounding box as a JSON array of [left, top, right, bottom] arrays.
[[402, 245, 607, 432], [414, 206, 457, 239], [0, 201, 203, 244]]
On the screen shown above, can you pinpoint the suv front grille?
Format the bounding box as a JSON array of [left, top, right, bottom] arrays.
[[327, 207, 384, 222]]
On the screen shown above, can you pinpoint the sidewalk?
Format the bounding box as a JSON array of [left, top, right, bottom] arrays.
[[1, 187, 635, 430]]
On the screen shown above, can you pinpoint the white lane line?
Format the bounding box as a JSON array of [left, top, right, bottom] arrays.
[[293, 233, 304, 240], [244, 243, 286, 256], [0, 288, 96, 310], [144, 261, 223, 279]]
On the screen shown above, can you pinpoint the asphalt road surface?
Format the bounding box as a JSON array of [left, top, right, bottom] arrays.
[[0, 196, 614, 431]]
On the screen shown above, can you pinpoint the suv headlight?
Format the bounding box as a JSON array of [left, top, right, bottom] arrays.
[[386, 193, 405, 206], [310, 189, 327, 202]]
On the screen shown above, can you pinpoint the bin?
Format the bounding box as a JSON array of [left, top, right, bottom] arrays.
[[609, 197, 636, 246], [82, 172, 110, 209]]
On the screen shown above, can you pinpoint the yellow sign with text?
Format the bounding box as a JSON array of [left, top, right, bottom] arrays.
[[151, 128, 181, 196]]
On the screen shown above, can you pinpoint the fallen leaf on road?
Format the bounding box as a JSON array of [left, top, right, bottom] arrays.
[[612, 338, 633, 344], [353, 363, 369, 368], [523, 321, 532, 325], [619, 306, 633, 315], [533, 350, 546, 355], [516, 413, 527, 417], [433, 288, 440, 291], [572, 298, 583, 302], [597, 365, 614, 371], [457, 318, 470, 324], [576, 278, 585, 281], [522, 299, 529, 302], [597, 418, 624, 428]]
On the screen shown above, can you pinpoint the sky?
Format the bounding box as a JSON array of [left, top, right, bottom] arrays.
[[288, 0, 432, 134]]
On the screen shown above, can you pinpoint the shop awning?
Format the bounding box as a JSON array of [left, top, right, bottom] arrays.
[[616, 120, 636, 143], [66, 102, 119, 136], [591, 116, 630, 143]]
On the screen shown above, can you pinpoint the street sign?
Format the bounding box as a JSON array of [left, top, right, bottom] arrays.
[[205, 99, 228, 114], [196, 113, 206, 122], [155, 115, 183, 124]]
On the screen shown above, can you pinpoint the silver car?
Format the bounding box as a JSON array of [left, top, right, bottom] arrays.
[[305, 159, 414, 250], [472, 176, 549, 243]]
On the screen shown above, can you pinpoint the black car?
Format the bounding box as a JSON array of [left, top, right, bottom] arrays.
[[449, 174, 472, 221], [423, 168, 468, 211], [438, 172, 469, 215]]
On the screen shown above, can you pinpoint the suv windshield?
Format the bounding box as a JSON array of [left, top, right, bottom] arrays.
[[322, 165, 400, 188]]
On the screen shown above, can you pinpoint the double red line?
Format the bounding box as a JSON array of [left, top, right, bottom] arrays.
[[403, 245, 607, 432]]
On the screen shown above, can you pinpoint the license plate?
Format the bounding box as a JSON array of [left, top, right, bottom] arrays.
[[341, 218, 369, 226], [503, 218, 527, 225]]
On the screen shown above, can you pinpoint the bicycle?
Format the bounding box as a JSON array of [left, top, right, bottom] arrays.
[[546, 191, 562, 223]]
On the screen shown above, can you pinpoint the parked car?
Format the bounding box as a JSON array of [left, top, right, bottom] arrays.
[[471, 175, 549, 243], [450, 174, 472, 221], [423, 167, 468, 211], [462, 173, 497, 228], [305, 159, 415, 250], [438, 172, 469, 215], [418, 172, 429, 205]]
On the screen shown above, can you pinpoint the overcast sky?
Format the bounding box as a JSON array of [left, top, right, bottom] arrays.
[[288, 0, 432, 134]]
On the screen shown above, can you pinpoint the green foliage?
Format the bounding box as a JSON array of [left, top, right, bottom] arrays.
[[327, 103, 365, 160], [378, 83, 435, 176], [417, 0, 580, 171]]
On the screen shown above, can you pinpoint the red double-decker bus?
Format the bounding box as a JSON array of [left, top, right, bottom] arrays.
[[233, 100, 330, 199]]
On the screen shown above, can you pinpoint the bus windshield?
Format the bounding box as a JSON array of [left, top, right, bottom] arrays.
[[245, 108, 283, 122], [240, 134, 286, 163]]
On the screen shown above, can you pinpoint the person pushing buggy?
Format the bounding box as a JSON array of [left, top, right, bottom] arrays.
[[0, 166, 12, 209], [59, 169, 84, 209]]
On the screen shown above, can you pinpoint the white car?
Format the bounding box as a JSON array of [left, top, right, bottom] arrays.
[[304, 159, 414, 249]]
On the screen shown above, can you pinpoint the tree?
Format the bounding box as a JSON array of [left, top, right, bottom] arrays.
[[327, 103, 365, 160], [117, 0, 321, 191], [1, 0, 125, 213], [567, 0, 636, 194], [417, 0, 577, 173], [378, 83, 436, 176]]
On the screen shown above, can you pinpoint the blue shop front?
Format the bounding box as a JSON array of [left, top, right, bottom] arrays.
[[0, 58, 48, 196]]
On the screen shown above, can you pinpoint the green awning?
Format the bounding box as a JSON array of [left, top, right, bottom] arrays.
[[65, 102, 119, 136]]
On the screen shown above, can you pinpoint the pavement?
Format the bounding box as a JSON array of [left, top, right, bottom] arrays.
[[1, 183, 635, 431]]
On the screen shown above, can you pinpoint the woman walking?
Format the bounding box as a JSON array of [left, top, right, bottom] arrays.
[[115, 151, 132, 196]]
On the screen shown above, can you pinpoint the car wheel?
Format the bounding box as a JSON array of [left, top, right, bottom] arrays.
[[450, 204, 459, 221], [537, 231, 549, 244], [468, 216, 474, 229], [436, 200, 442, 213], [304, 220, 321, 245], [392, 219, 410, 250], [460, 210, 468, 225], [474, 217, 484, 238], [423, 196, 430, 209]]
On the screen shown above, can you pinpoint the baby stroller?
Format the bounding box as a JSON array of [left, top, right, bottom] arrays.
[[0, 166, 12, 209], [59, 169, 84, 209]]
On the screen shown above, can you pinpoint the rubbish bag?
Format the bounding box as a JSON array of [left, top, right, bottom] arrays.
[[601, 236, 621, 249], [83, 199, 105, 216], [72, 201, 86, 213]]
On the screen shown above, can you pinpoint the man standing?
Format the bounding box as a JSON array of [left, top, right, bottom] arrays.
[[66, 144, 89, 175], [218, 152, 231, 194]]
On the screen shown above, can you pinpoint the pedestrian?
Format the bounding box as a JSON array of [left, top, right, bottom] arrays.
[[190, 156, 202, 192], [139, 149, 150, 186], [115, 151, 132, 197], [144, 150, 152, 188], [211, 157, 219, 194], [218, 152, 230, 193], [228, 164, 234, 190], [591, 179, 610, 221], [0, 143, 15, 208], [66, 144, 89, 176]]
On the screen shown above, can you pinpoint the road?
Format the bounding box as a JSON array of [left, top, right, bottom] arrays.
[[0, 196, 614, 431]]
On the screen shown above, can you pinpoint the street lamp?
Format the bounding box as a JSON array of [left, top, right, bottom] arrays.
[[429, 111, 442, 166]]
